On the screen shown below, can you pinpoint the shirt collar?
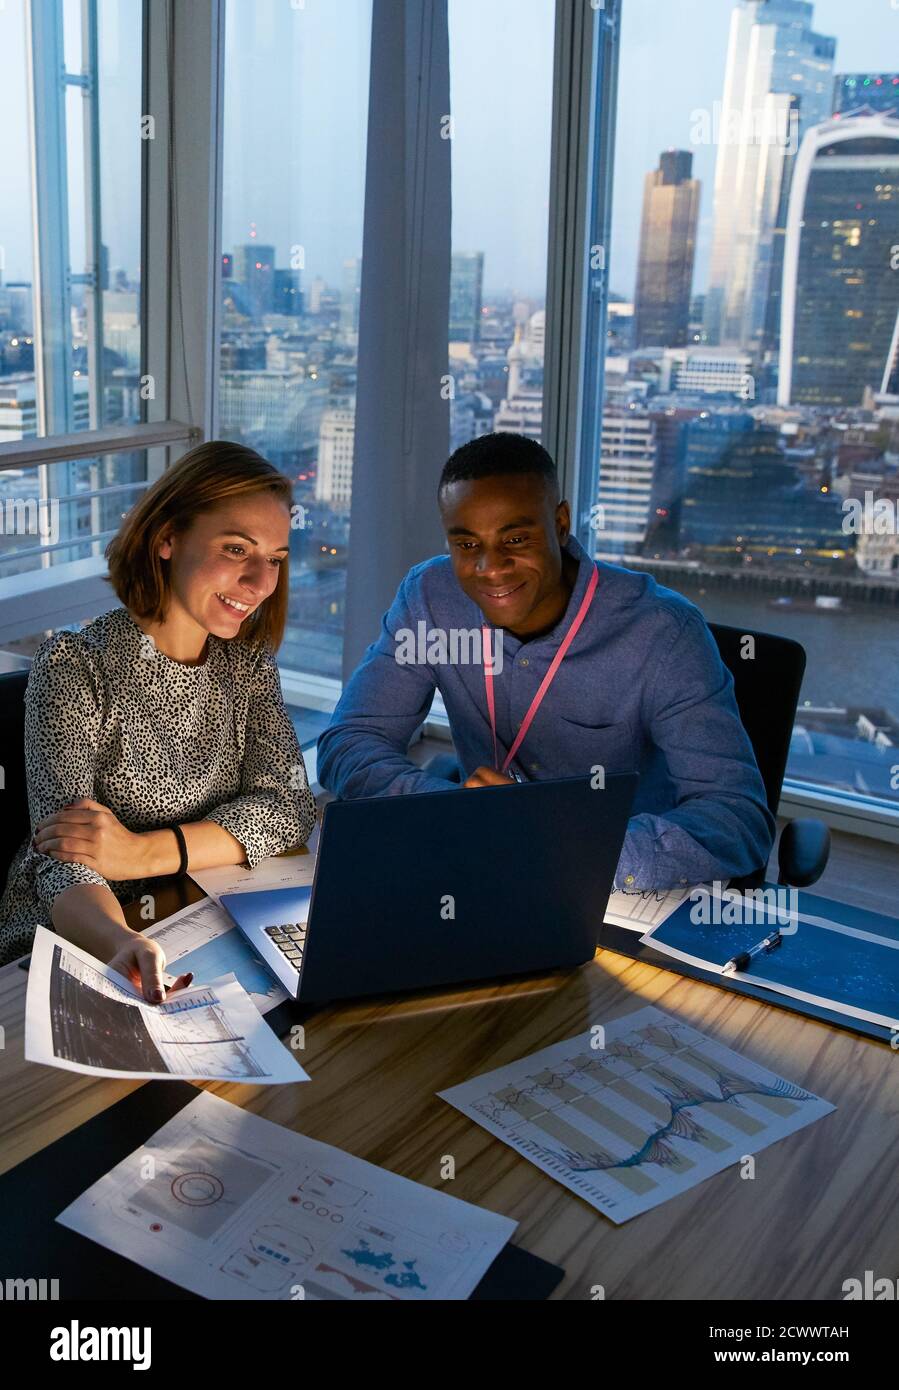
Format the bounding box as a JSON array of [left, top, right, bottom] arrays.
[[546, 533, 596, 644]]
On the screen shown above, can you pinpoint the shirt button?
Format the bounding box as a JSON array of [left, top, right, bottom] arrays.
[[520, 658, 529, 667], [624, 874, 635, 885], [530, 762, 539, 772]]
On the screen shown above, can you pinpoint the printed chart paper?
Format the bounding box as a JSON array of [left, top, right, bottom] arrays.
[[603, 883, 709, 932], [190, 826, 319, 902], [641, 888, 899, 1032], [146, 897, 288, 1015], [439, 1005, 834, 1224], [25, 926, 307, 1084], [57, 1091, 517, 1301]]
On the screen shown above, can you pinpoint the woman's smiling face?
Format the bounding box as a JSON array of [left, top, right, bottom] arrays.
[[159, 492, 292, 639]]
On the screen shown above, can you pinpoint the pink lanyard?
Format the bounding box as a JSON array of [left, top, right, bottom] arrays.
[[482, 564, 599, 776]]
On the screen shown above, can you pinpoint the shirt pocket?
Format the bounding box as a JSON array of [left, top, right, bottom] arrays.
[[556, 716, 637, 773]]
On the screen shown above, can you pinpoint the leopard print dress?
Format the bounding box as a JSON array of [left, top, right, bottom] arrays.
[[0, 606, 316, 966]]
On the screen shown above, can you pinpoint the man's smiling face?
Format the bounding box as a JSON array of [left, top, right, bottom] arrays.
[[439, 472, 572, 638]]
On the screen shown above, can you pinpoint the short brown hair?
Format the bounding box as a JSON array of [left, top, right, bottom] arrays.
[[106, 441, 294, 650]]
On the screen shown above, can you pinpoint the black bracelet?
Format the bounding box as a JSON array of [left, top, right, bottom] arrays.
[[170, 823, 189, 877]]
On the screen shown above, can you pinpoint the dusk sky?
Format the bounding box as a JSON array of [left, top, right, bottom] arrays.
[[0, 0, 895, 303]]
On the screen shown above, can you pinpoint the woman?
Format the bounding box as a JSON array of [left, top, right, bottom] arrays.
[[0, 442, 316, 998]]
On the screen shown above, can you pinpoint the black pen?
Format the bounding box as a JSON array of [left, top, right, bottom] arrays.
[[721, 928, 783, 976]]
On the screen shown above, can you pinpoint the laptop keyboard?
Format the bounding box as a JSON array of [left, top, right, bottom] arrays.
[[264, 922, 308, 972]]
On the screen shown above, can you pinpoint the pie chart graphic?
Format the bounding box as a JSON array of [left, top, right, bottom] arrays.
[[171, 1171, 225, 1206]]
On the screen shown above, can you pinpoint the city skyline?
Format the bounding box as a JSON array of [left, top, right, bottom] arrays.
[[2, 0, 897, 302]]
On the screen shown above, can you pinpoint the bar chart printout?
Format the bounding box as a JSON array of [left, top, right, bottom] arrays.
[[438, 1005, 834, 1223]]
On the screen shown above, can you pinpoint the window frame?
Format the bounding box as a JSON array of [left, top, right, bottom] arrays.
[[3, 0, 895, 839]]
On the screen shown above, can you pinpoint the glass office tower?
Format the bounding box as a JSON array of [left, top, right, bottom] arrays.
[[778, 114, 899, 406], [679, 412, 846, 562], [632, 150, 700, 350], [449, 252, 485, 346], [833, 73, 899, 117], [703, 0, 835, 350]]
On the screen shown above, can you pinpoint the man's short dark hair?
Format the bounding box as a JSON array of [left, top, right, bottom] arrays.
[[439, 432, 559, 498]]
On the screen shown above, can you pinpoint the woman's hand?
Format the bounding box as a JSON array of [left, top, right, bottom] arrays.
[[33, 798, 154, 881], [106, 933, 194, 1004]]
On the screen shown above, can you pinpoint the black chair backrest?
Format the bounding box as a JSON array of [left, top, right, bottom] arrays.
[[709, 623, 806, 818], [0, 668, 31, 889]]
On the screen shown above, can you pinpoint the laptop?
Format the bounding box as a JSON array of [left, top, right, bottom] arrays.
[[220, 773, 638, 1005]]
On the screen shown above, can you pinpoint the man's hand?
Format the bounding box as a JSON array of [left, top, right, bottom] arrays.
[[33, 799, 154, 881], [463, 766, 514, 789]]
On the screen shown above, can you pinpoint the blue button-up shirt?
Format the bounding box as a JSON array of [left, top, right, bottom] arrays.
[[317, 536, 775, 889]]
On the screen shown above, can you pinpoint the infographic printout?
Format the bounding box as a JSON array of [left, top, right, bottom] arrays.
[[58, 1091, 516, 1300], [25, 925, 306, 1084], [439, 1006, 834, 1223]]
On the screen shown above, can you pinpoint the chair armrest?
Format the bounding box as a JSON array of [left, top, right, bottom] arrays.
[[777, 817, 831, 887]]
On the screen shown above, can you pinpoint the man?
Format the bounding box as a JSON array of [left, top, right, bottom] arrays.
[[317, 433, 775, 889]]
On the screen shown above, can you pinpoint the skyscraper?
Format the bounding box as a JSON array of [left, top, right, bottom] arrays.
[[340, 258, 362, 336], [778, 112, 899, 407], [680, 412, 845, 561], [633, 150, 700, 349], [593, 410, 659, 557], [449, 253, 484, 345], [274, 269, 303, 317], [316, 406, 356, 509], [232, 243, 276, 319], [833, 73, 899, 118], [703, 0, 835, 349]]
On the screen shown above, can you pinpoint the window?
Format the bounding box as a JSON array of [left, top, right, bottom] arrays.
[[579, 0, 899, 809], [0, 451, 148, 581], [0, 0, 150, 646], [219, 0, 372, 684], [0, 0, 144, 440], [448, 0, 555, 452]]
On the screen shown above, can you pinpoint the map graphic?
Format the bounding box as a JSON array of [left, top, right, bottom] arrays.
[[439, 1005, 835, 1223], [340, 1240, 428, 1291]]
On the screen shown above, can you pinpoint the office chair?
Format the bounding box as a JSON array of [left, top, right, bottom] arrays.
[[708, 623, 829, 890], [0, 668, 31, 891], [424, 623, 831, 890]]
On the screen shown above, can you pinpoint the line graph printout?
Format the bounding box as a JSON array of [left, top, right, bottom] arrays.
[[145, 897, 288, 1015], [603, 883, 724, 933], [57, 1091, 516, 1301], [438, 1006, 834, 1224], [25, 926, 307, 1084]]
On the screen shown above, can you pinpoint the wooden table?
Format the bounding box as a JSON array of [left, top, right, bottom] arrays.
[[2, 875, 897, 1301]]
